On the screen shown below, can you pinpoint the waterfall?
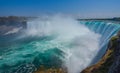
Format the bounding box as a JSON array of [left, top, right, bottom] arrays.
[[25, 16, 101, 73], [81, 21, 120, 64], [0, 15, 120, 73]]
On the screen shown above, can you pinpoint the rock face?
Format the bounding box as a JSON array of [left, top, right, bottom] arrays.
[[108, 36, 120, 73], [81, 36, 120, 73], [108, 56, 120, 73]]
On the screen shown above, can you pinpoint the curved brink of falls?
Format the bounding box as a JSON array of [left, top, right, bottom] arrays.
[[81, 21, 120, 65]]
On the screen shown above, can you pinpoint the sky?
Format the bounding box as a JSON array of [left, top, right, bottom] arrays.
[[0, 0, 120, 18]]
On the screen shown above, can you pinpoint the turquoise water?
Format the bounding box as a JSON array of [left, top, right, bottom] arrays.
[[0, 18, 120, 73], [0, 36, 66, 73], [81, 21, 120, 63]]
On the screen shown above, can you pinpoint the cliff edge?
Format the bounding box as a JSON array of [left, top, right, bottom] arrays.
[[81, 36, 120, 73]]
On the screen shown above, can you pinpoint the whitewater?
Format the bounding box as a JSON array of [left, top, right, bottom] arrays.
[[0, 15, 120, 73]]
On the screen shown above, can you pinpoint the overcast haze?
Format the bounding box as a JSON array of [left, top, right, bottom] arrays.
[[0, 0, 120, 18]]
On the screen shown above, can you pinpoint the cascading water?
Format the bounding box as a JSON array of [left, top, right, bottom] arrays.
[[81, 21, 120, 64], [0, 15, 120, 73]]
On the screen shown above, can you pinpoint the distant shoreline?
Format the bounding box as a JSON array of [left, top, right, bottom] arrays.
[[0, 16, 120, 24], [0, 16, 120, 20]]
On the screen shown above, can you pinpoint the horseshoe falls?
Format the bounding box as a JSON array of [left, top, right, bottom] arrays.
[[0, 16, 120, 73]]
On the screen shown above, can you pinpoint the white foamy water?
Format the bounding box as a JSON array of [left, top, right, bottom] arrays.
[[1, 15, 120, 73], [26, 15, 101, 73]]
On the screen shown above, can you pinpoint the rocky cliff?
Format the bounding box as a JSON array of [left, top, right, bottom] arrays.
[[81, 36, 120, 73]]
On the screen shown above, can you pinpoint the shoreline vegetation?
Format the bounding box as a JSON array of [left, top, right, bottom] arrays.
[[34, 66, 67, 73]]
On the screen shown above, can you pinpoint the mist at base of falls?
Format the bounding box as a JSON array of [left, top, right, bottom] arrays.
[[26, 15, 101, 73], [0, 15, 120, 73]]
